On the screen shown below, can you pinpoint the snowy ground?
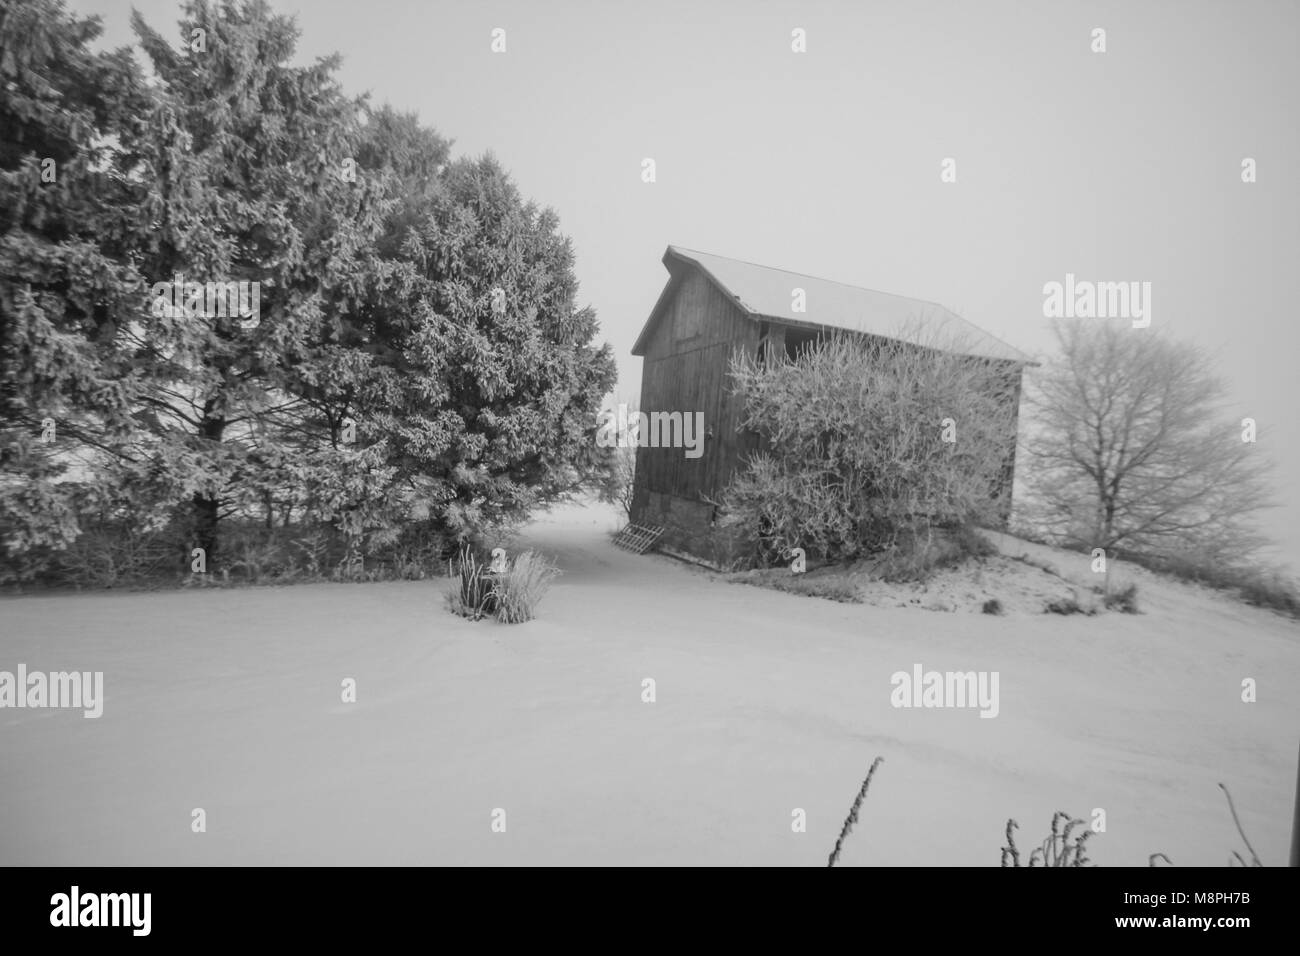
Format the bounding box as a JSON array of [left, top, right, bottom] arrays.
[[728, 528, 1243, 617], [1, 499, 1297, 866]]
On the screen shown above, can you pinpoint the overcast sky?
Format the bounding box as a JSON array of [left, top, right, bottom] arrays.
[[74, 0, 1300, 572]]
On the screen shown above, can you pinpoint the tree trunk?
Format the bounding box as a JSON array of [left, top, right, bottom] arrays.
[[192, 491, 219, 565], [192, 403, 226, 569]]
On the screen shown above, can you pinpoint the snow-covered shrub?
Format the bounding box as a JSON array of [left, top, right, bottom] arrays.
[[1104, 582, 1140, 613], [724, 329, 1019, 570]]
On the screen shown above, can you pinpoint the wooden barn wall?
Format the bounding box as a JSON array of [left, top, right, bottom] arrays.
[[997, 368, 1026, 520], [632, 268, 1028, 531], [634, 269, 760, 505]]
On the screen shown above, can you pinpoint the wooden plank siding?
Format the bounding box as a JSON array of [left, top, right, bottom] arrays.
[[634, 269, 761, 505]]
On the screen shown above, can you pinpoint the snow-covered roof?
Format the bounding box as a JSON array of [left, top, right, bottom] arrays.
[[633, 245, 1032, 364]]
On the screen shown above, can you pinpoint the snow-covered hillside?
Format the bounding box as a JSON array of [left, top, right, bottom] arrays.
[[1, 500, 1295, 866]]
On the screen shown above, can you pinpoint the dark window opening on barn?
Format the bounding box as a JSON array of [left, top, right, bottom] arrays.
[[784, 327, 821, 360]]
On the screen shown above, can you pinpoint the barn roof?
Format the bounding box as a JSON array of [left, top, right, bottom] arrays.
[[632, 245, 1033, 364]]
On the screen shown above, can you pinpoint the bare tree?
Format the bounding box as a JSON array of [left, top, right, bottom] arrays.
[[1021, 320, 1275, 563], [595, 399, 638, 520], [599, 443, 637, 520]]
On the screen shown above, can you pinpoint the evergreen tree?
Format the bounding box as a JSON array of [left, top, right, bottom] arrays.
[[335, 138, 617, 543], [0, 0, 149, 581], [3, 1, 616, 584], [123, 0, 382, 568]]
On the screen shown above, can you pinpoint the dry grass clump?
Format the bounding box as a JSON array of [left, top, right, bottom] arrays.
[[446, 547, 560, 623], [494, 550, 561, 623], [827, 757, 884, 867], [1001, 812, 1094, 867]]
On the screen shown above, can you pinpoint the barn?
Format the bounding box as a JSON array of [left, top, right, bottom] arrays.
[[628, 245, 1034, 568]]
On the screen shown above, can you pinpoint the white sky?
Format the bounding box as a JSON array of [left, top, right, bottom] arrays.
[[74, 0, 1300, 572]]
